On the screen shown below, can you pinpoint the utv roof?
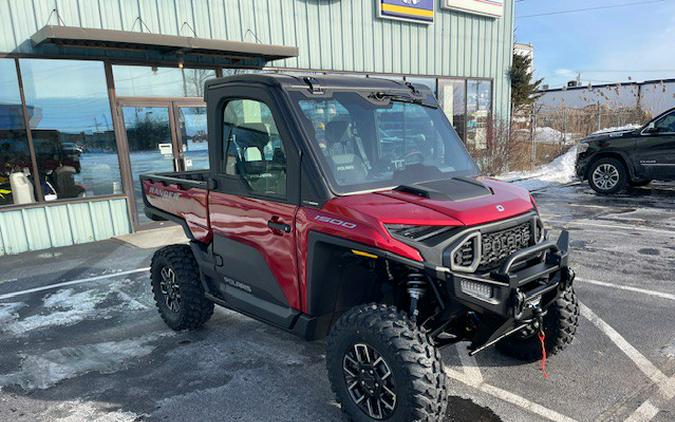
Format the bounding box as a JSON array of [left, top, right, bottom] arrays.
[[205, 73, 431, 94]]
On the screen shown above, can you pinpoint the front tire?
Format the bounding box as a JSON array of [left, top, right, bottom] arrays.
[[150, 244, 214, 331], [326, 304, 448, 422], [588, 157, 627, 194], [496, 287, 579, 362]]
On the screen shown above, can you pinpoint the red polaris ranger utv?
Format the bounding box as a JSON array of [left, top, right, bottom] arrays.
[[141, 74, 579, 421]]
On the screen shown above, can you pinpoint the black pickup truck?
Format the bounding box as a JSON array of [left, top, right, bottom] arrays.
[[576, 107, 675, 194]]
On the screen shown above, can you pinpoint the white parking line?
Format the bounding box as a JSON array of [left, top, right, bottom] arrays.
[[547, 220, 674, 236], [626, 371, 675, 422], [625, 400, 660, 422], [579, 303, 672, 392], [444, 367, 577, 422], [0, 268, 150, 300], [576, 277, 675, 301]]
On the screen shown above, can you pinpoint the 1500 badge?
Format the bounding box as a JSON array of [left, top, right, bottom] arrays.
[[314, 215, 357, 229]]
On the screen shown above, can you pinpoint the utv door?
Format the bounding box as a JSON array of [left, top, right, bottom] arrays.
[[207, 86, 302, 328], [635, 110, 675, 179]]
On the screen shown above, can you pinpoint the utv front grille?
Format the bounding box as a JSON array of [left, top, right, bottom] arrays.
[[479, 222, 532, 271], [448, 219, 536, 273]]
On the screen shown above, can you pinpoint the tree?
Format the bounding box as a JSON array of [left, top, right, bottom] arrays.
[[509, 52, 543, 113]]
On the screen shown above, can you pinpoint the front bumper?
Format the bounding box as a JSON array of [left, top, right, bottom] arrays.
[[440, 230, 572, 321], [430, 230, 574, 354]]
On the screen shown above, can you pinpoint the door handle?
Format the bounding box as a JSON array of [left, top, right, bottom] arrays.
[[267, 219, 291, 234]]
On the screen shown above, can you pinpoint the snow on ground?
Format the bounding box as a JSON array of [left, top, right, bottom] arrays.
[[591, 123, 641, 135], [497, 146, 578, 191], [0, 334, 164, 390], [514, 127, 576, 144], [1, 278, 149, 336]]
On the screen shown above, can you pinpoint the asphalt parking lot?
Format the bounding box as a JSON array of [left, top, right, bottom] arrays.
[[0, 181, 673, 422]]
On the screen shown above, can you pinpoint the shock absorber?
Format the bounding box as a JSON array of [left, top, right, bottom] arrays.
[[406, 272, 427, 323]]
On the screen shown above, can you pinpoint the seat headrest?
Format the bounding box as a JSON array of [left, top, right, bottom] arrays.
[[234, 123, 270, 149], [325, 120, 350, 146]]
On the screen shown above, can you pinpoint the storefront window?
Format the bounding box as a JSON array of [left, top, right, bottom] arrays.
[[438, 79, 466, 141], [176, 107, 209, 170], [113, 65, 216, 97], [19, 59, 122, 201], [466, 80, 492, 149], [0, 59, 36, 206]]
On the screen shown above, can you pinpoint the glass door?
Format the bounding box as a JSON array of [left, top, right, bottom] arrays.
[[174, 104, 208, 171], [120, 104, 176, 224], [117, 98, 207, 226]]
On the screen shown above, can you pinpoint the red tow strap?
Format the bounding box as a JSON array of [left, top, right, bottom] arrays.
[[538, 329, 549, 379]]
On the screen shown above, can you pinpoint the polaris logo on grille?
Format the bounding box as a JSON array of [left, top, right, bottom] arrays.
[[496, 205, 505, 212]]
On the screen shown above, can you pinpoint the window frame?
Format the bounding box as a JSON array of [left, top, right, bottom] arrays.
[[207, 84, 300, 205], [221, 98, 288, 199]]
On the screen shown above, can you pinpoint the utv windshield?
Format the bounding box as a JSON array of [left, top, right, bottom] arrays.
[[289, 91, 478, 195]]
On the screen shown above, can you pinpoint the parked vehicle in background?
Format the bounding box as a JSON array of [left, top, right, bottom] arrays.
[[576, 107, 675, 194], [141, 74, 579, 421]]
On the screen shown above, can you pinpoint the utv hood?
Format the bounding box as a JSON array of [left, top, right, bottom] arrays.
[[377, 177, 534, 226], [326, 177, 535, 228]]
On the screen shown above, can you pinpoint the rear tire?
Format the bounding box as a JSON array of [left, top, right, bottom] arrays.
[[326, 304, 448, 422], [496, 287, 579, 362], [588, 157, 627, 194], [150, 244, 214, 331]]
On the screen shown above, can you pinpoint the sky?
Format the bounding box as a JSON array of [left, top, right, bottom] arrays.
[[514, 0, 675, 88]]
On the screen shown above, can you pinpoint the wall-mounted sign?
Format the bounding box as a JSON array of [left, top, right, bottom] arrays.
[[443, 0, 504, 18], [377, 0, 434, 24]]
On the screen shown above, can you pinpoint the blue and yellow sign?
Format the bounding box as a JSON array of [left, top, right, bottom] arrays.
[[377, 0, 434, 24]]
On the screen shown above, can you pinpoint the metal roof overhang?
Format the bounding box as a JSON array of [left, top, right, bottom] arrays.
[[31, 25, 298, 63]]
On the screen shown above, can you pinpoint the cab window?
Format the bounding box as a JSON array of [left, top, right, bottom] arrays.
[[654, 111, 675, 133], [222, 99, 287, 197]]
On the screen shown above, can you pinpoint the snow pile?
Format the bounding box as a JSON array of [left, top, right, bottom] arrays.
[[497, 146, 578, 191], [533, 127, 575, 144], [591, 124, 641, 135]]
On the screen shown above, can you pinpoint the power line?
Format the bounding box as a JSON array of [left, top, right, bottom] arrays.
[[517, 0, 665, 19]]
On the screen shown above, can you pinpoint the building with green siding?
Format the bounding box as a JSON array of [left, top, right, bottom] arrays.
[[0, 0, 514, 256]]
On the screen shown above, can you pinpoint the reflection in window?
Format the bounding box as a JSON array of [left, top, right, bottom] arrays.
[[19, 59, 122, 201], [177, 107, 208, 170], [122, 106, 174, 223], [0, 59, 36, 206], [405, 77, 437, 96], [222, 99, 286, 197], [438, 79, 466, 141], [113, 65, 216, 97], [466, 80, 492, 149]]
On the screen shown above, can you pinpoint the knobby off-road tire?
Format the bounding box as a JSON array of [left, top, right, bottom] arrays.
[[588, 157, 627, 194], [326, 304, 448, 422], [150, 244, 214, 331], [496, 287, 579, 362]]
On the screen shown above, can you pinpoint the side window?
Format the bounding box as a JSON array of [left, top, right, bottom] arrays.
[[222, 99, 287, 197], [654, 111, 675, 133]]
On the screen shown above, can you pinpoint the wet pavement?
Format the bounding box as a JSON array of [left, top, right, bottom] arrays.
[[0, 181, 673, 421]]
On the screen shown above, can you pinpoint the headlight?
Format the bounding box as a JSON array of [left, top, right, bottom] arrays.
[[459, 278, 495, 303], [385, 224, 449, 241], [577, 142, 589, 154]]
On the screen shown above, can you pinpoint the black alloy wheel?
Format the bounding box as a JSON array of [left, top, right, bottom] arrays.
[[342, 342, 397, 420], [159, 266, 181, 313]]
